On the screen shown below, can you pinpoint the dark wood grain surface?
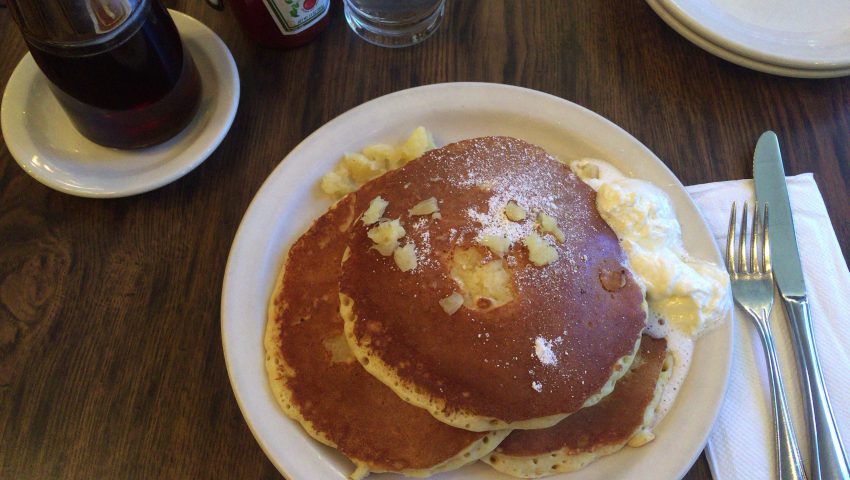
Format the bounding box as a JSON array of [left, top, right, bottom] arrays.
[[1, 1, 847, 479]]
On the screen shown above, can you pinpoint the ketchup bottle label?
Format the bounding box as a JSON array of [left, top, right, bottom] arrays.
[[262, 0, 329, 35]]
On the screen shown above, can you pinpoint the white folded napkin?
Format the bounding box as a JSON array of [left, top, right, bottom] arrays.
[[684, 174, 850, 479]]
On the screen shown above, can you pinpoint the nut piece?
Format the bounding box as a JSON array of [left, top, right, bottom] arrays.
[[409, 197, 439, 216], [439, 292, 465, 315], [480, 234, 511, 257], [504, 201, 527, 222], [367, 219, 406, 256], [570, 159, 601, 181], [319, 170, 358, 198], [362, 196, 389, 225], [362, 143, 402, 170], [628, 429, 656, 447], [400, 126, 436, 165], [523, 232, 558, 266], [537, 212, 566, 243], [319, 127, 435, 198], [393, 243, 417, 272], [343, 152, 385, 183]]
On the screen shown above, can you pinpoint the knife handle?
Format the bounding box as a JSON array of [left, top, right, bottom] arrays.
[[783, 296, 850, 480]]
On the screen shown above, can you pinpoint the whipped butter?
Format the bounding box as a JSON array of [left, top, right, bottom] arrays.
[[570, 159, 730, 337], [569, 158, 731, 427]]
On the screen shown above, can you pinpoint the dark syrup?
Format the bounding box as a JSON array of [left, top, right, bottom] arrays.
[[27, 1, 201, 149]]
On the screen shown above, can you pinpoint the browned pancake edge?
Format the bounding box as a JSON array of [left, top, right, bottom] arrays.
[[483, 335, 669, 477], [265, 190, 508, 478]]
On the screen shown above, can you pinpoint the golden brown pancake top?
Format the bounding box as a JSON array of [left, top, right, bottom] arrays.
[[495, 335, 668, 456], [341, 137, 647, 424], [270, 192, 488, 471]]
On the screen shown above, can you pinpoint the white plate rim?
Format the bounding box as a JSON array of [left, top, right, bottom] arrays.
[[646, 0, 850, 79], [658, 0, 850, 70], [0, 10, 240, 198], [221, 82, 734, 480]]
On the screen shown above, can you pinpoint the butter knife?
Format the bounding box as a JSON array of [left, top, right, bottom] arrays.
[[753, 131, 850, 480]]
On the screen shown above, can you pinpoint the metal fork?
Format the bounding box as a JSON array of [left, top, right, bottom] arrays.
[[727, 201, 806, 480]]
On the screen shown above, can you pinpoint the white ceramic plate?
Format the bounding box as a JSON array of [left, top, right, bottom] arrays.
[[221, 83, 734, 480], [658, 0, 850, 70], [0, 10, 240, 198], [647, 0, 850, 78]]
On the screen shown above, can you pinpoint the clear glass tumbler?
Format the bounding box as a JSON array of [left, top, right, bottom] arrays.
[[343, 0, 446, 48], [6, 0, 201, 149]]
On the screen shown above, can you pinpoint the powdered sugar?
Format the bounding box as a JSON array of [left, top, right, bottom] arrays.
[[534, 336, 564, 366], [408, 217, 434, 271], [466, 200, 535, 244]]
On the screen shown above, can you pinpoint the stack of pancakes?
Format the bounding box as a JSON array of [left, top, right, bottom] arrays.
[[266, 136, 672, 479]]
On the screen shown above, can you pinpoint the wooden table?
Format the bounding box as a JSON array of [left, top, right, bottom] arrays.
[[1, 1, 847, 478]]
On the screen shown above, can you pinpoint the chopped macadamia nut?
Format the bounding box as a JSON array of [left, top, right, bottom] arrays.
[[393, 243, 417, 272], [571, 159, 600, 181], [439, 292, 465, 315], [480, 234, 511, 257], [628, 429, 656, 447], [524, 232, 559, 266], [362, 143, 402, 169], [409, 197, 439, 216], [537, 212, 566, 243], [504, 201, 527, 222], [362, 196, 389, 225], [400, 126, 435, 165], [320, 170, 358, 198], [372, 241, 398, 257], [367, 219, 406, 256], [343, 152, 385, 183], [319, 127, 435, 198]]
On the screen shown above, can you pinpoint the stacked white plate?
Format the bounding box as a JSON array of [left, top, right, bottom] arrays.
[[646, 0, 850, 78]]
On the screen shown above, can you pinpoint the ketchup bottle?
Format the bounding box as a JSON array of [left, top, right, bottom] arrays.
[[231, 0, 330, 48]]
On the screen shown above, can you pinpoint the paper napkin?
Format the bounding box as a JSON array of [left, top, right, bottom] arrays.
[[684, 174, 850, 480]]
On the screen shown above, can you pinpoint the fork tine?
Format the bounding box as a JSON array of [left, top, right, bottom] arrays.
[[727, 202, 737, 274], [764, 203, 771, 274], [739, 201, 749, 273], [752, 202, 761, 274]]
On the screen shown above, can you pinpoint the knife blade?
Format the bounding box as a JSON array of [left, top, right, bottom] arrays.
[[753, 132, 806, 297], [753, 130, 850, 480]]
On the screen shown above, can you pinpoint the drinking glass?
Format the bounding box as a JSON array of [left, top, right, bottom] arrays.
[[343, 0, 446, 48], [6, 0, 201, 149]]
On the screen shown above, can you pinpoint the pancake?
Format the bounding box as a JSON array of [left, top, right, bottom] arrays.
[[339, 136, 648, 432], [484, 335, 671, 478], [265, 191, 508, 479]]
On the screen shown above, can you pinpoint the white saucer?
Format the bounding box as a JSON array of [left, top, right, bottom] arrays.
[[658, 0, 850, 71], [0, 10, 240, 198], [647, 0, 850, 78]]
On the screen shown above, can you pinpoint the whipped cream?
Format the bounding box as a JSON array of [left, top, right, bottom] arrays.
[[570, 158, 731, 428], [569, 158, 730, 338]]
